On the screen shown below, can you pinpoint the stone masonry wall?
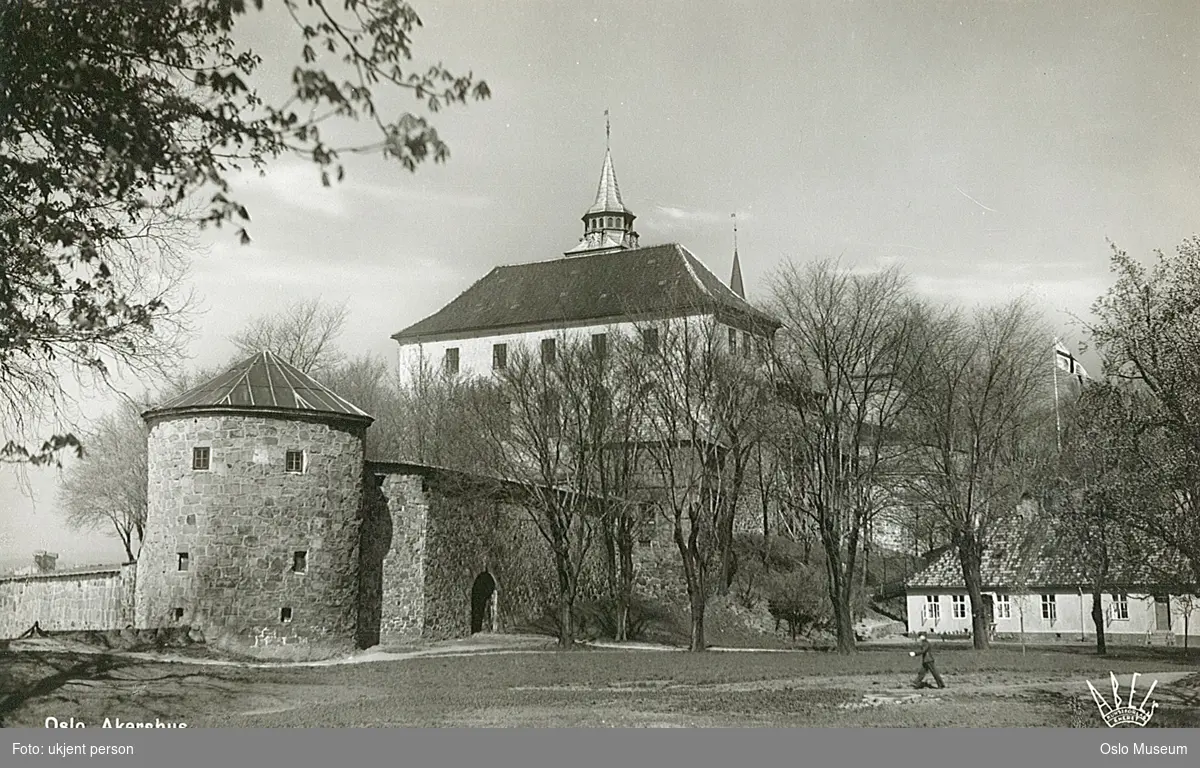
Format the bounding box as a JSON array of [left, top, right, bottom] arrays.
[[363, 472, 427, 646], [136, 413, 366, 652], [0, 566, 134, 638]]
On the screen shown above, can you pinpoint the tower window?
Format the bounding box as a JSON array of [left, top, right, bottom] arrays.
[[541, 337, 556, 365], [492, 343, 508, 371], [177, 552, 189, 572], [280, 607, 292, 623], [173, 608, 184, 621], [192, 447, 210, 471], [641, 327, 659, 355], [285, 450, 304, 473], [443, 347, 459, 375], [293, 551, 308, 574]]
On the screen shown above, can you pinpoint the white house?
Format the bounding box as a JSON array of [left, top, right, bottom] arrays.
[[906, 516, 1200, 644]]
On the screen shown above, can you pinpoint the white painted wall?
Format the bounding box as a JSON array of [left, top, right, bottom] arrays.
[[396, 313, 762, 385], [906, 590, 1200, 639]]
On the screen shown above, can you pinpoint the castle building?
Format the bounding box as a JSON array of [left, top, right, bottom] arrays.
[[391, 146, 779, 381]]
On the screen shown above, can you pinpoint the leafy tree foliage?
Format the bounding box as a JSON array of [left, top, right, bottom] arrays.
[[1, 0, 488, 465]]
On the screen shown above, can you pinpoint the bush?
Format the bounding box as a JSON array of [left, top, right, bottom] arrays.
[[522, 596, 677, 643], [764, 570, 831, 641]]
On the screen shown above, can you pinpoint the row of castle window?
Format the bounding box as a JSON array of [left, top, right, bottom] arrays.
[[444, 329, 662, 375], [191, 447, 306, 473], [172, 606, 294, 624], [177, 550, 307, 574], [588, 216, 624, 230]]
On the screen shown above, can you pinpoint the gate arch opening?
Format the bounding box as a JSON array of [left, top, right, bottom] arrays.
[[470, 572, 497, 634]]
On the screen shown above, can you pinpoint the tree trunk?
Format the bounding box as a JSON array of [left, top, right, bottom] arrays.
[[1090, 585, 1107, 655], [958, 533, 990, 650], [617, 524, 634, 642], [554, 550, 575, 649], [689, 589, 707, 651]]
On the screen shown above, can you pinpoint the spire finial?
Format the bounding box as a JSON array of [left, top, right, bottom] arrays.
[[730, 212, 745, 299], [604, 108, 610, 149]]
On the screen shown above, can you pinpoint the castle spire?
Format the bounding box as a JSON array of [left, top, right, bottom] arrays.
[[730, 213, 745, 298], [564, 112, 640, 256]]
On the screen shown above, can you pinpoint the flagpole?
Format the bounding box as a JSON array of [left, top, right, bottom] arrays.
[[1053, 339, 1062, 454]]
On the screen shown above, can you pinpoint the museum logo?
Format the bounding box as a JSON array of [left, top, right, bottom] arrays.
[[1086, 672, 1157, 727]]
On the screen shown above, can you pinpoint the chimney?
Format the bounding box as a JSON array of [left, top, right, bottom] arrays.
[[33, 551, 58, 573]]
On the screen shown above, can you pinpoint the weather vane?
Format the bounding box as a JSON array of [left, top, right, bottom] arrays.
[[604, 108, 610, 149]]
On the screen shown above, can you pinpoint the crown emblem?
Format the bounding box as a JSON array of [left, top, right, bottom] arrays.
[[1086, 672, 1158, 727]]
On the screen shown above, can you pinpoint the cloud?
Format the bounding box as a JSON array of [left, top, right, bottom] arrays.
[[646, 205, 752, 229]]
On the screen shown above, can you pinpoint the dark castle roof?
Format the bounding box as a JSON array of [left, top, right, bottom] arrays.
[[143, 350, 373, 424], [907, 515, 1188, 591], [391, 243, 781, 344]]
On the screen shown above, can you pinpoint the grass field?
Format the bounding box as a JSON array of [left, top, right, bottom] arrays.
[[2, 638, 1198, 728]]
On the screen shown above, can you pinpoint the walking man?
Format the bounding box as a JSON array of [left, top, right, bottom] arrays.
[[910, 632, 945, 689]]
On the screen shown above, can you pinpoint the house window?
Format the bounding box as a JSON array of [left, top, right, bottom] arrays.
[[192, 446, 210, 471], [1112, 592, 1129, 620], [742, 331, 752, 358], [995, 594, 1011, 619], [728, 327, 738, 355], [1041, 594, 1057, 622], [492, 343, 507, 371], [285, 450, 304, 473], [443, 347, 459, 375], [924, 595, 940, 622], [280, 607, 292, 623], [591, 333, 607, 359], [952, 594, 967, 619], [177, 553, 189, 572], [641, 327, 659, 355], [541, 337, 556, 365], [293, 551, 308, 574]]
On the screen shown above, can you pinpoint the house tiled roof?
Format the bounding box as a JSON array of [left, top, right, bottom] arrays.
[[391, 243, 781, 343], [144, 351, 373, 424], [907, 515, 1188, 591]]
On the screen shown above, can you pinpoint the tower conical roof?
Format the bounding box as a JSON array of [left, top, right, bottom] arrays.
[[585, 149, 631, 215], [730, 249, 745, 299], [143, 350, 373, 424]]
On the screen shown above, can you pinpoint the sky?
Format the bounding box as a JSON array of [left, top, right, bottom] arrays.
[[2, 0, 1197, 570]]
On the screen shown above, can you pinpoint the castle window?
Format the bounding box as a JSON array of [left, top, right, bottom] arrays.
[[177, 552, 189, 572], [728, 327, 738, 355], [280, 607, 292, 623], [285, 450, 304, 473], [186, 514, 196, 526], [541, 337, 556, 365], [641, 327, 659, 355], [293, 551, 308, 574], [174, 608, 184, 621], [591, 333, 607, 359], [541, 389, 561, 440], [443, 347, 459, 375], [191, 447, 210, 471], [492, 343, 507, 371]]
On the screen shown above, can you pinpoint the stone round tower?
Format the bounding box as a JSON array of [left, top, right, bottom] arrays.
[[135, 351, 373, 653]]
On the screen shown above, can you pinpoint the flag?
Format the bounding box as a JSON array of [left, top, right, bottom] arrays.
[[1054, 341, 1090, 383]]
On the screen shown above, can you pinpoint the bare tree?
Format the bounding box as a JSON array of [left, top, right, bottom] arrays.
[[469, 337, 602, 648], [900, 298, 1054, 650], [229, 297, 349, 377], [639, 315, 768, 651], [766, 260, 930, 655], [58, 398, 152, 562]]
